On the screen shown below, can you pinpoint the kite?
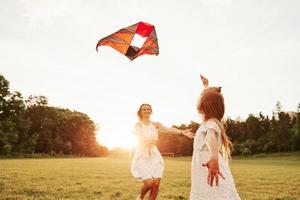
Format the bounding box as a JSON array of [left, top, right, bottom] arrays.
[[96, 22, 159, 61]]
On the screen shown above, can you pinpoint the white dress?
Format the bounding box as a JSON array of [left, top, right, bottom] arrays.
[[131, 123, 164, 181], [190, 121, 240, 200]]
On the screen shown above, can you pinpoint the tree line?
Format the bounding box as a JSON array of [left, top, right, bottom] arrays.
[[1, 73, 299, 157], [157, 102, 300, 156], [0, 74, 108, 156]]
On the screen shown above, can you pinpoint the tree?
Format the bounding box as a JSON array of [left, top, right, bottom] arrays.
[[0, 75, 31, 154], [245, 114, 262, 140], [267, 102, 293, 152], [0, 74, 107, 156], [0, 74, 10, 120], [25, 105, 107, 156], [291, 103, 300, 151]]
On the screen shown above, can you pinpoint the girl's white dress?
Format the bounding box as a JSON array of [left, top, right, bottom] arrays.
[[131, 123, 164, 181], [190, 121, 240, 200]]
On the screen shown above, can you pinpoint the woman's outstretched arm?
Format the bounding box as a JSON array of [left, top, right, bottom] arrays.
[[153, 122, 194, 139]]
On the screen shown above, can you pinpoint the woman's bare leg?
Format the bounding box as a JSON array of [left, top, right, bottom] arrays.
[[140, 179, 154, 199], [149, 178, 161, 200]]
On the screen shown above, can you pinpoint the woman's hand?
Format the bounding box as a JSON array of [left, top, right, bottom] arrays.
[[202, 156, 225, 187], [143, 140, 156, 148], [143, 140, 156, 157], [182, 129, 195, 139]]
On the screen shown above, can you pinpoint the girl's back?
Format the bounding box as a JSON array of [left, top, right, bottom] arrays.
[[190, 120, 240, 200]]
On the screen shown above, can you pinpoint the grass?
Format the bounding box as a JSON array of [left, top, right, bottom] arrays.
[[0, 154, 299, 200]]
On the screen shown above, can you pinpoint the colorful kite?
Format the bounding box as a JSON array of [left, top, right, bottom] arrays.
[[96, 22, 159, 61]]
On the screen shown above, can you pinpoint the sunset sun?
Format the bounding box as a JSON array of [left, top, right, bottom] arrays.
[[97, 131, 138, 150]]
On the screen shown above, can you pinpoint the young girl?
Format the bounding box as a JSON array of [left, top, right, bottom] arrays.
[[131, 103, 194, 200], [190, 75, 240, 200]]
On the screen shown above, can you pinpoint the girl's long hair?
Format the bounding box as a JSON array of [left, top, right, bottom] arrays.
[[197, 88, 232, 163]]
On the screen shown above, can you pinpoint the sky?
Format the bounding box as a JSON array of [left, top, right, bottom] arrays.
[[1, 0, 299, 149]]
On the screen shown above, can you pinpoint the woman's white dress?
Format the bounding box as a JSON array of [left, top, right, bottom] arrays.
[[190, 121, 240, 200], [131, 123, 164, 181]]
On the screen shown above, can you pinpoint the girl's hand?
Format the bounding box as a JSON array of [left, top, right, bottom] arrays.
[[182, 129, 195, 139], [202, 157, 225, 187], [200, 74, 209, 88]]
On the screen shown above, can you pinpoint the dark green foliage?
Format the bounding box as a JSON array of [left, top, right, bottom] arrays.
[[158, 102, 300, 156], [0, 74, 107, 156]]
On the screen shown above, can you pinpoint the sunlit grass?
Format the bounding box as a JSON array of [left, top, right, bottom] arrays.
[[0, 155, 299, 200]]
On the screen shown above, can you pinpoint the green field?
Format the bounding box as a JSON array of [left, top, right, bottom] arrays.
[[1, 155, 300, 200]]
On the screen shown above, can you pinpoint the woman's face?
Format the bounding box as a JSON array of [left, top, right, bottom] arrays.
[[140, 105, 152, 119]]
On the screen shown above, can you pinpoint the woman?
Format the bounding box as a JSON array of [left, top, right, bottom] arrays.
[[131, 103, 194, 200], [189, 75, 240, 199]]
